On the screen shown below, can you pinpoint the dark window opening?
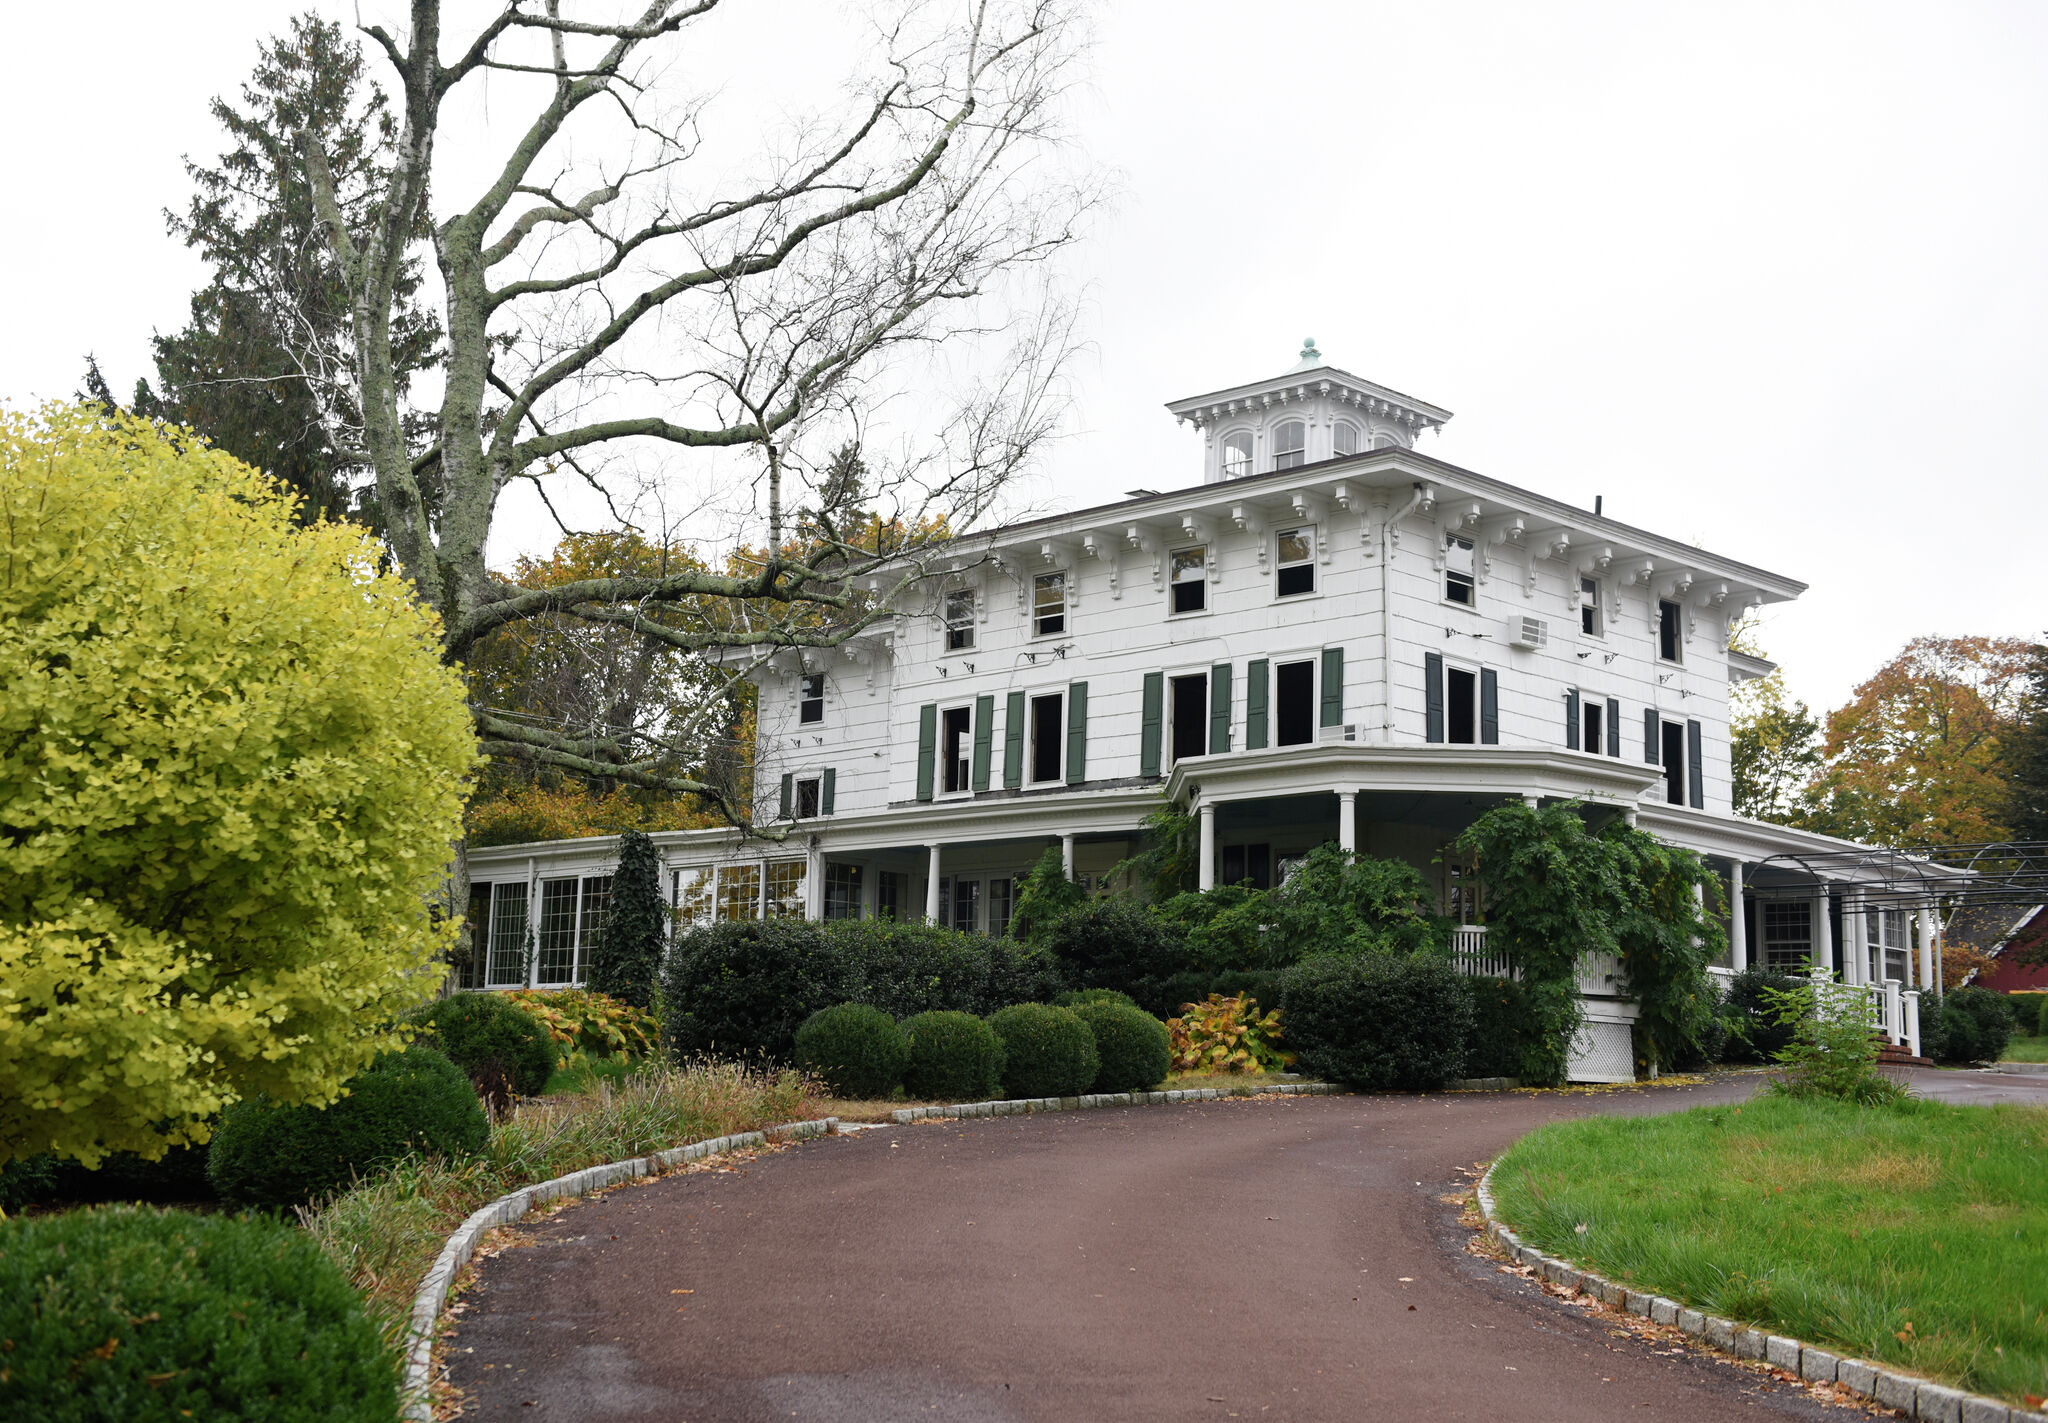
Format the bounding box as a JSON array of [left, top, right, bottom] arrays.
[[1447, 668, 1477, 744], [1171, 673, 1208, 762], [952, 877, 981, 933], [1220, 842, 1273, 890], [1582, 702, 1603, 756], [1030, 693, 1063, 782], [823, 863, 863, 920], [1444, 534, 1476, 606], [988, 878, 1014, 937], [1580, 578, 1601, 636], [1661, 719, 1686, 804], [1276, 527, 1315, 597], [1171, 547, 1206, 614], [799, 673, 825, 724], [795, 776, 821, 818], [1275, 660, 1314, 747], [1033, 572, 1066, 636], [943, 706, 972, 793], [1658, 600, 1682, 662], [876, 871, 902, 921], [944, 591, 975, 650], [1172, 577, 1205, 613], [1445, 571, 1474, 605]]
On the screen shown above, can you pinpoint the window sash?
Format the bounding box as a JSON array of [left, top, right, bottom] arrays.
[[536, 877, 580, 985], [765, 859, 806, 919], [487, 881, 530, 987], [716, 864, 762, 922], [1033, 572, 1066, 635]]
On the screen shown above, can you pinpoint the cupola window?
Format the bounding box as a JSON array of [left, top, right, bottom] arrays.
[[1221, 431, 1253, 480], [1332, 422, 1360, 457], [1271, 420, 1306, 472]]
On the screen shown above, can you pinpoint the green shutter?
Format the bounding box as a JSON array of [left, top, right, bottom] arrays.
[[1244, 659, 1269, 751], [1688, 718, 1705, 809], [1003, 690, 1025, 788], [1480, 668, 1499, 745], [1140, 672, 1164, 778], [1320, 646, 1344, 727], [1565, 689, 1580, 750], [821, 767, 836, 815], [779, 773, 793, 819], [972, 694, 995, 791], [916, 704, 937, 801], [1645, 707, 1661, 765], [1606, 698, 1621, 758], [1065, 681, 1088, 785], [1425, 653, 1445, 744], [1209, 662, 1232, 754]]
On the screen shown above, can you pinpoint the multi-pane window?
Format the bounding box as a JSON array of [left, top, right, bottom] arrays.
[[487, 881, 530, 987], [1762, 901, 1812, 970], [1170, 547, 1206, 614], [1332, 422, 1360, 457], [1867, 909, 1909, 982], [1444, 859, 1484, 925], [1030, 693, 1063, 782], [1444, 534, 1476, 606], [765, 859, 806, 919], [717, 863, 762, 921], [674, 867, 713, 929], [795, 776, 821, 819], [952, 877, 982, 934], [876, 870, 903, 921], [944, 590, 975, 650], [823, 863, 864, 921], [1275, 527, 1315, 597], [1579, 578, 1602, 636], [578, 875, 612, 979], [1033, 572, 1067, 636], [1658, 600, 1683, 663], [536, 877, 580, 985], [1219, 842, 1272, 890], [1221, 431, 1253, 479], [1271, 419, 1305, 472], [988, 877, 1014, 937], [799, 673, 825, 724], [942, 706, 972, 794]]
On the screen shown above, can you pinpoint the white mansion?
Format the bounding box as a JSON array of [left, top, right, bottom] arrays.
[[465, 343, 1945, 1079]]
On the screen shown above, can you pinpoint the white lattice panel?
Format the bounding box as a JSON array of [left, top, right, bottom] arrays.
[[1568, 1019, 1636, 1084]]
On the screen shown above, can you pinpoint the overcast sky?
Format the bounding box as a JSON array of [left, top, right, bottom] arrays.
[[4, 1, 2043, 716]]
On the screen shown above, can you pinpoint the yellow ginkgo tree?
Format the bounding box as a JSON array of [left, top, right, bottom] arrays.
[[0, 405, 477, 1167]]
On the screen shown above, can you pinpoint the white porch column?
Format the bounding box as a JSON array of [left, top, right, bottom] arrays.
[[1843, 888, 1864, 986], [804, 841, 824, 921], [1903, 989, 1922, 1059], [1918, 905, 1939, 995], [1197, 802, 1217, 892], [1337, 790, 1357, 853], [1814, 885, 1834, 976], [1728, 861, 1748, 972], [926, 845, 943, 924], [1061, 833, 1076, 879]]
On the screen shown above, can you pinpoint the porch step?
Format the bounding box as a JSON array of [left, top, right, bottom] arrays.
[[1876, 1043, 1931, 1068]]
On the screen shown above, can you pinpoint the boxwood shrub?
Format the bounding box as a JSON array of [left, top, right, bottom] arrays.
[[206, 1047, 489, 1209], [0, 1205, 398, 1422], [793, 1004, 910, 1099], [987, 1004, 1099, 1098], [1279, 953, 1474, 1091], [407, 991, 556, 1099], [660, 918, 1064, 1064], [901, 1011, 1005, 1101], [1042, 899, 1192, 1008], [1071, 1000, 1170, 1093]]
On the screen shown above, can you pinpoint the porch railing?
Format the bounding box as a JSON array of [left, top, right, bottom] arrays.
[[1447, 926, 1627, 998]]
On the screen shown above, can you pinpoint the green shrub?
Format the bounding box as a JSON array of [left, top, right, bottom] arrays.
[[792, 1004, 909, 1099], [988, 1004, 1099, 1098], [206, 1048, 489, 1209], [408, 991, 556, 1099], [0, 1206, 398, 1421], [1208, 969, 1289, 1014], [901, 1011, 1005, 1101], [0, 1153, 58, 1213], [2040, 993, 2048, 1038], [1280, 953, 1474, 1091], [1759, 974, 1907, 1104], [1072, 1001, 1171, 1092], [1936, 987, 2014, 1064], [660, 918, 1062, 1063], [586, 829, 664, 1009], [1042, 899, 1191, 1004], [1459, 976, 1540, 1079], [1718, 966, 1804, 1064], [1054, 988, 1140, 1010]]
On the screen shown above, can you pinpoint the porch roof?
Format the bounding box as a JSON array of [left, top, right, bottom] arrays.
[[1166, 743, 1663, 811]]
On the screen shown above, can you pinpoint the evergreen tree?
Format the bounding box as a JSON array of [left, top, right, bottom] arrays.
[[2003, 640, 2048, 843], [587, 831, 667, 1010]]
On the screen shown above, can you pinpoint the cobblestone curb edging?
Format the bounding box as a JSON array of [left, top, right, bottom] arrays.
[[889, 1080, 1345, 1122], [400, 1116, 839, 1422], [1473, 1163, 2043, 1423]]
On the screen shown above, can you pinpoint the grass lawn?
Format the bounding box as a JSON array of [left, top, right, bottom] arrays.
[[1488, 1094, 2048, 1405], [2001, 1035, 2048, 1064], [542, 1053, 652, 1095]]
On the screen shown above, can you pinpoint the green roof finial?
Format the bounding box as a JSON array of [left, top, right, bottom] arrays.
[[1300, 337, 1320, 362]]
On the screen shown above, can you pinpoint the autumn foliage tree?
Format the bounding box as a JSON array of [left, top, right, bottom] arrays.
[[0, 406, 476, 1167]]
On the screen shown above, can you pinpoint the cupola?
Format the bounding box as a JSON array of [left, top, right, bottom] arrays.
[[1165, 340, 1453, 485]]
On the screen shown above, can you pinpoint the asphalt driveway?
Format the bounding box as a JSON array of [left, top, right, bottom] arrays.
[[440, 1068, 2042, 1421]]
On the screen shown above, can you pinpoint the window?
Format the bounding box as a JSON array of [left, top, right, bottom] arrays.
[[1030, 693, 1063, 783], [795, 775, 821, 819], [1221, 431, 1253, 479], [1658, 600, 1682, 662], [952, 876, 982, 934], [823, 863, 863, 921], [717, 863, 762, 921], [536, 878, 582, 986], [1275, 660, 1315, 747], [1868, 909, 1909, 983], [487, 881, 529, 987], [1170, 673, 1208, 763], [1445, 858, 1484, 925], [942, 706, 972, 794], [577, 875, 612, 981], [1033, 571, 1066, 636], [1275, 527, 1315, 597], [799, 673, 825, 724], [1271, 419, 1305, 472], [1219, 842, 1272, 890], [876, 870, 903, 922], [1762, 900, 1812, 970], [1581, 699, 1604, 756], [988, 878, 1014, 937], [1170, 546, 1206, 614], [1447, 667, 1478, 744], [1579, 578, 1602, 637], [674, 867, 713, 928], [1444, 533, 1475, 606], [459, 884, 491, 990], [1332, 422, 1360, 457], [944, 591, 975, 650], [1660, 719, 1686, 805], [765, 859, 806, 919]]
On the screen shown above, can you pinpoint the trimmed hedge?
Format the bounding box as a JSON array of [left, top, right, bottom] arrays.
[[988, 1004, 1099, 1098], [1071, 1001, 1171, 1093], [1933, 986, 2015, 1064], [1280, 953, 1474, 1091], [1042, 899, 1193, 1011], [794, 1004, 910, 1099], [206, 1048, 489, 1209], [0, 1206, 398, 1421], [901, 1011, 1005, 1101], [1054, 988, 1140, 1010], [660, 918, 1064, 1064], [408, 991, 556, 1099]]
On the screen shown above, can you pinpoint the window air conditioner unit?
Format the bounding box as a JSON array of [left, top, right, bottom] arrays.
[[1319, 723, 1361, 744], [1514, 616, 1549, 649]]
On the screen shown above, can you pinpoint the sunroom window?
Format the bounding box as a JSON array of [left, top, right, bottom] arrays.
[[1271, 420, 1306, 472]]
